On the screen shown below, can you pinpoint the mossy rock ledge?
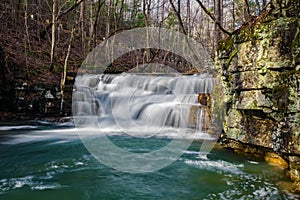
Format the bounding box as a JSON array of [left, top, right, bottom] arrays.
[[215, 0, 300, 190]]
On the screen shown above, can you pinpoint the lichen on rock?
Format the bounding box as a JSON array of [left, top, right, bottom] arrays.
[[216, 0, 300, 188]]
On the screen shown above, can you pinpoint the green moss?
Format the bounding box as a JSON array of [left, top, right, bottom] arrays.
[[253, 25, 270, 40], [218, 37, 234, 52], [44, 65, 51, 71], [292, 26, 300, 65], [258, 66, 268, 75], [226, 50, 237, 66], [44, 64, 60, 73], [280, 68, 298, 80], [295, 114, 300, 125], [234, 26, 257, 43]]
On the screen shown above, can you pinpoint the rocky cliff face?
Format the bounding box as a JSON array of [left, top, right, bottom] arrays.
[[217, 0, 300, 188]]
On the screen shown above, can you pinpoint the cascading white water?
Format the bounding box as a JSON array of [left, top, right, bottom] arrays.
[[73, 73, 217, 137]]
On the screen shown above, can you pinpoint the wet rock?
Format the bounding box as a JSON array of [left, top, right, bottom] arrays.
[[189, 94, 211, 130], [264, 152, 288, 169], [216, 0, 300, 185], [289, 156, 300, 181]]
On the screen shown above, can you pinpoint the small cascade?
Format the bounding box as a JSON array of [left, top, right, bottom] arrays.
[[73, 73, 217, 135]]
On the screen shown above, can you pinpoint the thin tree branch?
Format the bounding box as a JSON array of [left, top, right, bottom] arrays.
[[93, 0, 105, 47], [40, 0, 86, 39], [244, 0, 251, 20], [195, 0, 232, 36], [169, 0, 187, 35], [59, 0, 85, 18]]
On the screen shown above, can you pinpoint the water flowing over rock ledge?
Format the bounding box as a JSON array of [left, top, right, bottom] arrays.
[[216, 0, 300, 192]]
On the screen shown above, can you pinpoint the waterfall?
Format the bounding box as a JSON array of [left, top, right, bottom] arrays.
[[73, 73, 217, 137]]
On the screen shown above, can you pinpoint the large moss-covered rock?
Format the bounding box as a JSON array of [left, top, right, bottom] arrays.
[[217, 0, 300, 185]]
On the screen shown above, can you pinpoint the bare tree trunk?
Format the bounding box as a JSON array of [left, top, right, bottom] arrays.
[[24, 0, 30, 74], [214, 0, 222, 54], [93, 0, 104, 47], [191, 7, 200, 32], [36, 0, 43, 42], [24, 0, 31, 50], [106, 0, 111, 38], [118, 0, 125, 27], [61, 26, 75, 113], [242, 0, 250, 23], [88, 0, 93, 52], [113, 0, 118, 31], [187, 0, 191, 36], [50, 0, 57, 71], [169, 0, 187, 35], [255, 0, 261, 14], [206, 0, 212, 55], [130, 0, 139, 24], [195, 0, 231, 36], [207, 13, 211, 55], [156, 0, 160, 26], [262, 0, 267, 8], [143, 0, 151, 63], [161, 0, 166, 27], [14, 0, 22, 24], [232, 0, 236, 31], [40, 0, 85, 39], [80, 0, 86, 52]]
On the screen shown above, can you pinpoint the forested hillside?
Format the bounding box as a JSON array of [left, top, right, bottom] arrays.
[[0, 0, 270, 114]]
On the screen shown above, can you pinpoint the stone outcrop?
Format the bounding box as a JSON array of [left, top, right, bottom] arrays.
[[0, 57, 76, 119], [216, 0, 300, 189]]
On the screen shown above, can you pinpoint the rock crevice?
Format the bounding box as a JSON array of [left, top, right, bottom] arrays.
[[216, 0, 300, 189]]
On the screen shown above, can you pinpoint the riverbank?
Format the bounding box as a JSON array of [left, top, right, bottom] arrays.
[[216, 0, 300, 192], [0, 112, 68, 123]]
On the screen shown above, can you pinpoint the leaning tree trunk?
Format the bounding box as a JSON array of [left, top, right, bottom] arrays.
[[61, 26, 75, 113], [80, 0, 86, 53], [214, 0, 222, 54], [50, 0, 57, 72]]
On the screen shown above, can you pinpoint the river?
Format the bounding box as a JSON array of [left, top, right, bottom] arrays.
[[0, 123, 297, 199], [0, 74, 298, 199]]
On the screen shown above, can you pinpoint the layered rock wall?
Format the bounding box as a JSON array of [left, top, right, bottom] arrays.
[[217, 0, 300, 183]]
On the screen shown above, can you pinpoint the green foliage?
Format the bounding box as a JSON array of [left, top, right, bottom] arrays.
[[292, 27, 300, 65], [135, 13, 146, 27], [226, 50, 238, 66], [44, 64, 60, 73], [44, 65, 51, 72], [164, 12, 177, 29], [218, 37, 234, 52]]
